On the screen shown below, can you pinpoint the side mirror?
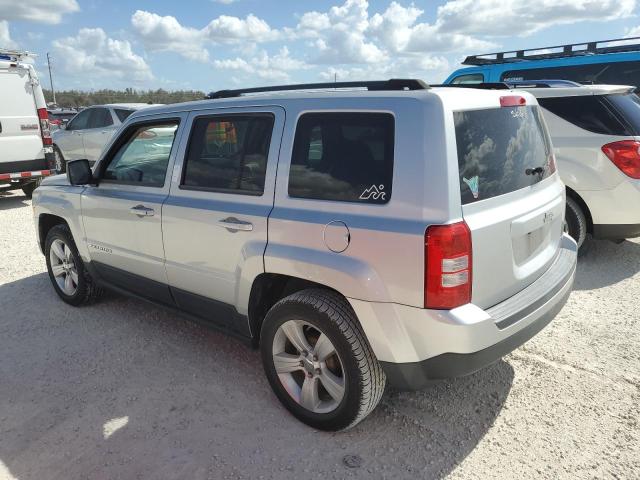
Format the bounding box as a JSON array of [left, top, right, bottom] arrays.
[[67, 159, 94, 186]]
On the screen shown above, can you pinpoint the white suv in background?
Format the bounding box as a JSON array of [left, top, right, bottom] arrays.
[[511, 81, 640, 254], [52, 103, 155, 171]]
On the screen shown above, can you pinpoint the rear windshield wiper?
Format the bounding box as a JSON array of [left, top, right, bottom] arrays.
[[525, 166, 545, 176]]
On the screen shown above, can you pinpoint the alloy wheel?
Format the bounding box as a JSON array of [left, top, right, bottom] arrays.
[[49, 239, 79, 296], [272, 319, 346, 414]]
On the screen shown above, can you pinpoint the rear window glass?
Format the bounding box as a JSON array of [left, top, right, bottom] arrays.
[[501, 61, 640, 88], [115, 109, 134, 122], [289, 113, 394, 204], [455, 106, 553, 205], [537, 96, 630, 136], [603, 93, 640, 135]]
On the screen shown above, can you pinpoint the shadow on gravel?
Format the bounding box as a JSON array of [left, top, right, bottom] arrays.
[[0, 272, 513, 480], [0, 190, 29, 211], [574, 238, 640, 291]]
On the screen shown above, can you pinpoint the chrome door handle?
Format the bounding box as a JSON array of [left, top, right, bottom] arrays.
[[129, 205, 155, 217], [217, 217, 253, 232]]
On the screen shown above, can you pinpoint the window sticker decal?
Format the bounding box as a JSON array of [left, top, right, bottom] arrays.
[[463, 176, 479, 199], [359, 184, 386, 201]]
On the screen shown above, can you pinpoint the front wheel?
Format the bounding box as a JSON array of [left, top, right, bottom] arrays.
[[260, 289, 386, 431], [45, 224, 103, 306]]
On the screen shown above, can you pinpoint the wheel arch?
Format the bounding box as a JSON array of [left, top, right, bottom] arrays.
[[566, 186, 593, 234], [38, 214, 69, 254], [247, 273, 348, 347]]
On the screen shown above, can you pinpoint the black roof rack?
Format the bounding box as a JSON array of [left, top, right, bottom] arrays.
[[431, 82, 510, 90], [207, 79, 429, 99], [503, 79, 582, 88], [463, 37, 640, 66], [435, 80, 583, 91]]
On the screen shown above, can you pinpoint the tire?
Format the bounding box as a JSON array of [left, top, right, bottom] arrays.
[[565, 196, 590, 257], [20, 180, 38, 199], [45, 224, 103, 306], [53, 146, 66, 173], [260, 289, 386, 431]]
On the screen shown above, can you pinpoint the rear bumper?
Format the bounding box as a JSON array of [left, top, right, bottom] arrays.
[[592, 223, 640, 240], [348, 234, 577, 390], [0, 158, 48, 175]]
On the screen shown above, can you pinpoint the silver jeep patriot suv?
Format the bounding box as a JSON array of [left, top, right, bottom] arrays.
[[32, 79, 577, 431]]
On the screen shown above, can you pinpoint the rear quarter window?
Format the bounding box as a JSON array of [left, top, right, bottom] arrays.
[[288, 112, 394, 204], [455, 105, 553, 205], [537, 96, 631, 136]]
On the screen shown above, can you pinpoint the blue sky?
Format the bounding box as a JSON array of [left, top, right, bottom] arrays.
[[1, 0, 639, 92]]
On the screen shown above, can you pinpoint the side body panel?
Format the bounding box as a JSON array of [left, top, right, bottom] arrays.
[[162, 106, 285, 319], [265, 97, 456, 308], [80, 112, 189, 287]]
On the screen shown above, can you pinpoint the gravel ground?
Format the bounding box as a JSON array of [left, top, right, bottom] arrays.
[[0, 189, 638, 480]]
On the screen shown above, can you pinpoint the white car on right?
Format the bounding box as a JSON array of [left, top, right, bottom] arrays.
[[512, 81, 640, 254]]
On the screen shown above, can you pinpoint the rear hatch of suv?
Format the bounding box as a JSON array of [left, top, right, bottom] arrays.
[[452, 92, 565, 309]]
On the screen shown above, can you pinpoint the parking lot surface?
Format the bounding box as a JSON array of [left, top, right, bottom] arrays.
[[0, 189, 638, 480]]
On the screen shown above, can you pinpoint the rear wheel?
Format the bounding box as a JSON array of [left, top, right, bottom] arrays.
[[260, 289, 386, 431], [45, 225, 103, 306], [565, 196, 590, 256], [20, 180, 39, 199]]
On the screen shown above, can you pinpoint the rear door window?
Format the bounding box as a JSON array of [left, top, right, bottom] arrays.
[[182, 115, 274, 195], [455, 105, 553, 204], [537, 96, 630, 135], [288, 113, 394, 204]]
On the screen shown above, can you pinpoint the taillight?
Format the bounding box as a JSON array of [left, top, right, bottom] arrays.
[[601, 140, 640, 179], [37, 108, 52, 146], [425, 221, 472, 309], [500, 95, 526, 107]]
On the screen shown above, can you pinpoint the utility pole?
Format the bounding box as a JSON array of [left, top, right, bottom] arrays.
[[46, 52, 56, 105]]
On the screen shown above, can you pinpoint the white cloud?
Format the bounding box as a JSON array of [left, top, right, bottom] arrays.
[[131, 10, 209, 62], [205, 14, 279, 43], [436, 0, 636, 37], [212, 0, 238, 4], [131, 10, 280, 62], [214, 47, 310, 82], [52, 28, 152, 84], [0, 0, 79, 25], [0, 20, 17, 49]]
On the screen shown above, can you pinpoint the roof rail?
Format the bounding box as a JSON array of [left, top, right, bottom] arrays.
[[431, 82, 510, 90], [435, 80, 582, 91], [207, 79, 429, 99], [0, 49, 35, 62], [503, 79, 582, 88], [463, 37, 640, 66]]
